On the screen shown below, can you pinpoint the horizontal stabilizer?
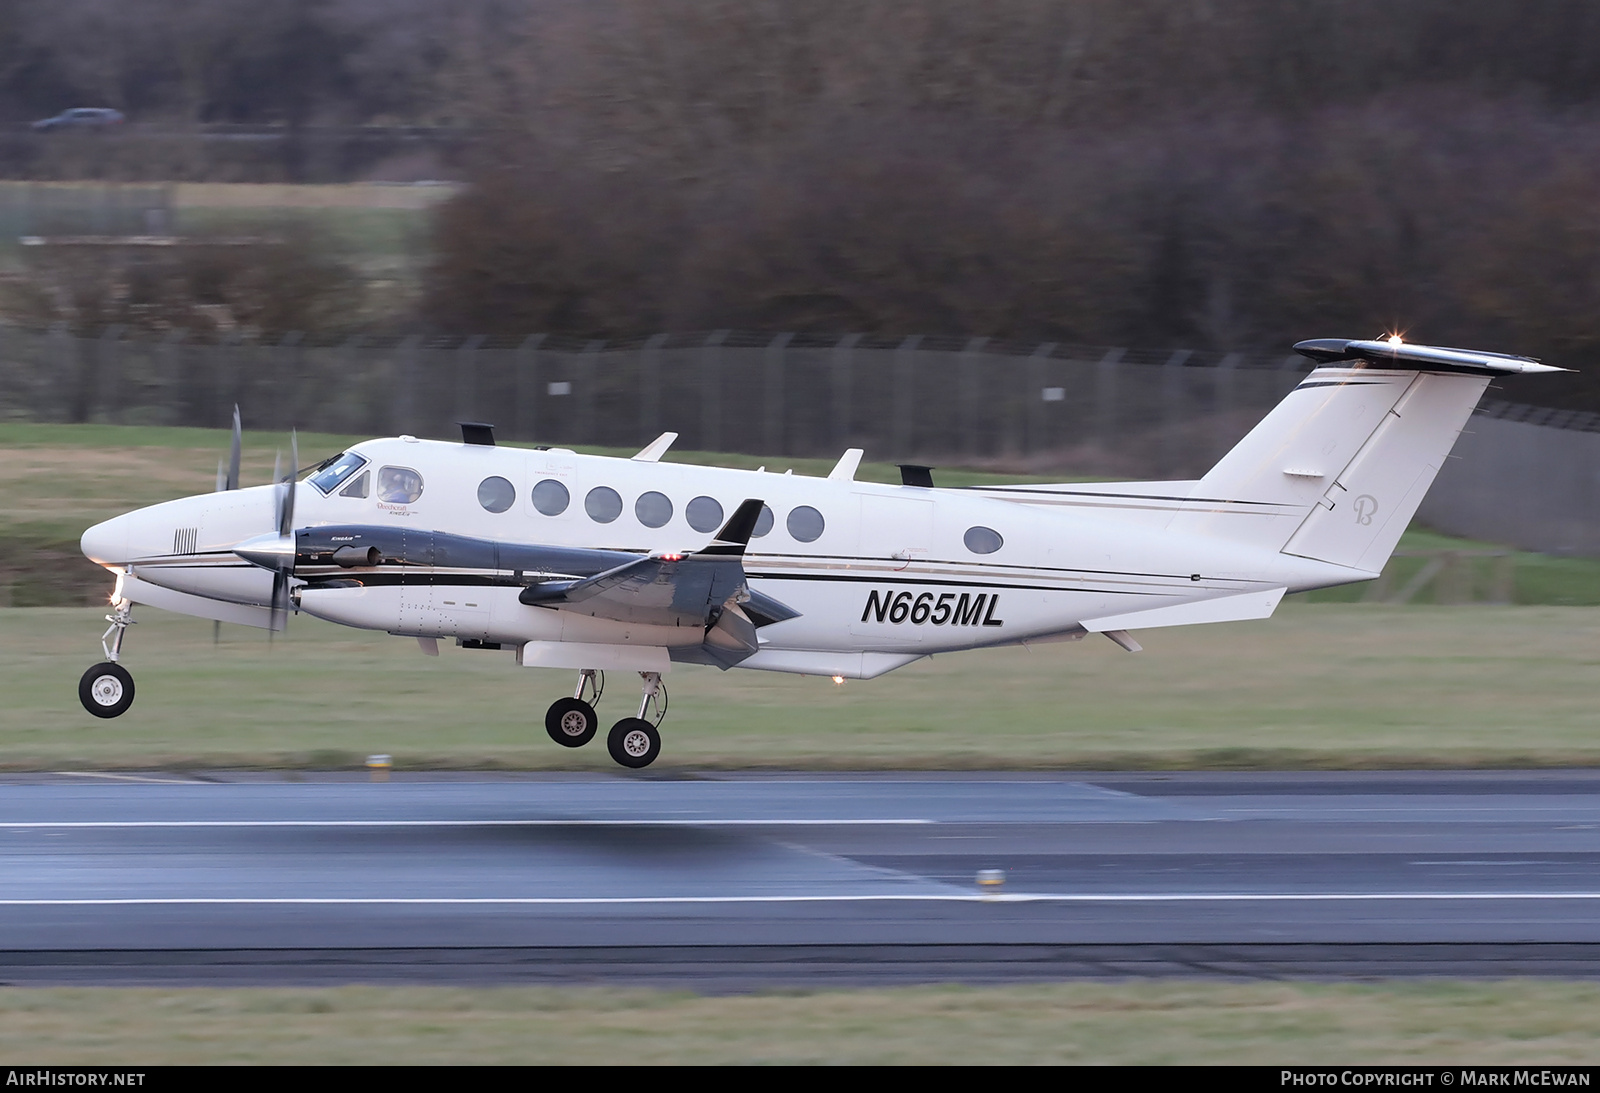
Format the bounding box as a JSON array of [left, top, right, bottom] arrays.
[[1082, 587, 1286, 632], [1294, 339, 1565, 375]]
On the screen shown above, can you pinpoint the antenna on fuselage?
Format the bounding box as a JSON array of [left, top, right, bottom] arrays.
[[828, 449, 864, 481], [459, 422, 496, 446]]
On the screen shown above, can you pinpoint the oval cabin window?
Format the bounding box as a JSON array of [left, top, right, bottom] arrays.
[[964, 526, 1003, 554], [585, 486, 623, 523], [686, 496, 723, 533], [751, 503, 775, 538], [477, 476, 515, 513], [635, 491, 673, 528], [531, 479, 570, 516], [786, 505, 825, 543]]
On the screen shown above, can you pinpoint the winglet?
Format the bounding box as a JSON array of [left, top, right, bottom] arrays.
[[700, 499, 764, 556], [632, 432, 679, 462], [828, 448, 864, 481]]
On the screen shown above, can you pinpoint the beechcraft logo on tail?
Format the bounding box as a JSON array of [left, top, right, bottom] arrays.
[[861, 590, 1004, 627]]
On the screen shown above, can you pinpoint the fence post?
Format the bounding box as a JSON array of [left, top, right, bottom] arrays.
[[830, 333, 860, 449], [1095, 348, 1125, 454], [701, 330, 728, 452], [959, 337, 988, 456], [580, 340, 603, 446], [275, 331, 303, 432], [160, 329, 188, 425], [393, 334, 420, 436], [1215, 351, 1240, 457], [97, 325, 124, 424], [1026, 343, 1057, 455], [892, 335, 923, 457], [455, 334, 486, 425], [640, 332, 667, 441], [1162, 349, 1192, 475], [764, 332, 793, 455], [516, 334, 546, 442]]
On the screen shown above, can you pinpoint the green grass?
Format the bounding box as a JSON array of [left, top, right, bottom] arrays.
[[6, 603, 1600, 770], [3, 981, 1598, 1064]]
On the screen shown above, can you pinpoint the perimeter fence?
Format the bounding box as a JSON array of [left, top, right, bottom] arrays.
[[0, 327, 1329, 479], [4, 323, 1600, 551]]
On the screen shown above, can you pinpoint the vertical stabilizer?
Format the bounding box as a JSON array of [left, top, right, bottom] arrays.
[[1166, 341, 1532, 570]]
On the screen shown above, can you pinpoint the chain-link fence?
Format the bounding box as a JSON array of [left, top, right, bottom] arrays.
[[0, 327, 1321, 478]]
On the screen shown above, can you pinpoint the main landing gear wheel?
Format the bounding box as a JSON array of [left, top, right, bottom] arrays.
[[545, 697, 598, 747], [79, 662, 134, 719], [607, 718, 661, 769]]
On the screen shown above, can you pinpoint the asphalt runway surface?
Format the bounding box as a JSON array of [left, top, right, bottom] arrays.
[[4, 770, 1600, 987]]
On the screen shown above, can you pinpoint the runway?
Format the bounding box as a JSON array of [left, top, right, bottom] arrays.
[[4, 770, 1600, 986]]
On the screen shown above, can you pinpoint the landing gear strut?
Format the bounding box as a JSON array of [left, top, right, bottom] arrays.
[[544, 669, 603, 747], [607, 672, 666, 769], [80, 600, 135, 719]]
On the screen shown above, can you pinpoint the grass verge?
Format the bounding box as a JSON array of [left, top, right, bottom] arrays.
[[4, 603, 1598, 771], [3, 981, 1598, 1064]]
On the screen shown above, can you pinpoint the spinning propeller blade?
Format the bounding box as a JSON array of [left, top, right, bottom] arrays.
[[267, 430, 299, 632]]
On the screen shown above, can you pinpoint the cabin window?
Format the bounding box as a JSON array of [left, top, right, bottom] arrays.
[[786, 505, 825, 542], [964, 526, 1003, 554], [309, 452, 366, 495], [377, 466, 424, 504], [585, 486, 623, 523], [531, 479, 570, 516], [339, 471, 369, 498], [751, 503, 775, 538], [478, 476, 515, 514], [635, 491, 673, 528], [686, 496, 723, 533]]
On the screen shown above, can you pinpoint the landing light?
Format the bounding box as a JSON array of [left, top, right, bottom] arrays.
[[832, 675, 845, 686]]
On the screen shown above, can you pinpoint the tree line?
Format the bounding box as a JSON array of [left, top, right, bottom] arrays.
[[8, 2, 1600, 408]]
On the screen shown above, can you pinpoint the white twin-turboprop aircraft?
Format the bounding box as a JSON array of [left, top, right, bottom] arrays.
[[76, 337, 1560, 767]]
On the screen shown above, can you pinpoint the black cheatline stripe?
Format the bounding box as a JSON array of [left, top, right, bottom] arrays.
[[298, 555, 1237, 588], [957, 486, 1290, 507], [1294, 380, 1393, 390], [746, 553, 1253, 583], [745, 572, 1171, 595], [300, 570, 1176, 597]]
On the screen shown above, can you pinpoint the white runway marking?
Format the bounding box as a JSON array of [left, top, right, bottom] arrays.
[[0, 819, 935, 829], [51, 772, 206, 785], [2, 892, 1600, 907]]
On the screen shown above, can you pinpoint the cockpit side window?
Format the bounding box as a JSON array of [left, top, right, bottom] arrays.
[[377, 465, 424, 504], [309, 452, 368, 495], [339, 471, 369, 498]]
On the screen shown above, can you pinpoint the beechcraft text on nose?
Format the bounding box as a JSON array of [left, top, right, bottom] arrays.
[[861, 590, 1004, 626]]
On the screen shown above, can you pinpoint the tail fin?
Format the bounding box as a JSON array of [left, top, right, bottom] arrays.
[[1167, 339, 1561, 572]]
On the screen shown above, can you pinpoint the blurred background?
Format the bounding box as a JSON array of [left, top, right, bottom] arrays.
[[2, 0, 1599, 557]]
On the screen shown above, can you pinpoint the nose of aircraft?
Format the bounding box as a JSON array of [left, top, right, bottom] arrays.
[[80, 514, 131, 566]]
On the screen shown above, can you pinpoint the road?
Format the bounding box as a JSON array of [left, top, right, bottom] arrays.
[[3, 770, 1599, 986]]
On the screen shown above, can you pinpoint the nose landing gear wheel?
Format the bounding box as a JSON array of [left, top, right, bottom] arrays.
[[79, 662, 134, 719], [545, 697, 599, 747], [607, 718, 661, 769]]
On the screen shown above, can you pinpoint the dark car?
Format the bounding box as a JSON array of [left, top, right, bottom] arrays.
[[31, 108, 125, 132]]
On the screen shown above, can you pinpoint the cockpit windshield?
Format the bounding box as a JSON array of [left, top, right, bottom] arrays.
[[308, 452, 368, 495]]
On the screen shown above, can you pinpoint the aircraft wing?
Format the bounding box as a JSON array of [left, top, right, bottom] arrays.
[[516, 499, 797, 632]]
